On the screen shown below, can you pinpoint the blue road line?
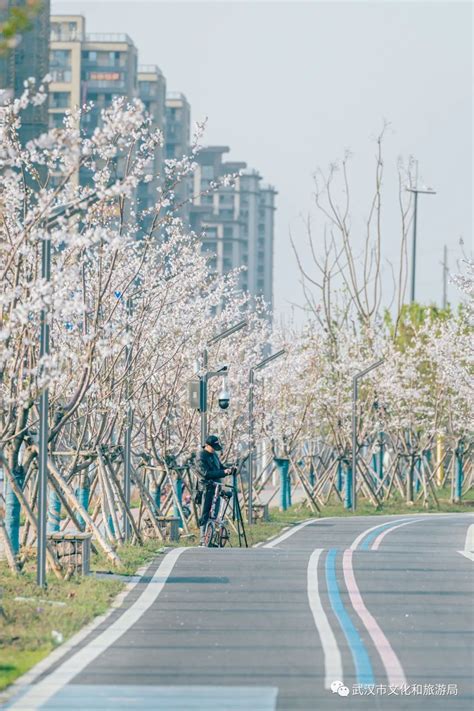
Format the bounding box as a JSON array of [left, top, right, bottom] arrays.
[[359, 521, 405, 550], [325, 549, 374, 685]]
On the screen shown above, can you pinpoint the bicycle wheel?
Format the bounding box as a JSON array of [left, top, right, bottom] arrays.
[[218, 524, 230, 548], [203, 520, 217, 547]]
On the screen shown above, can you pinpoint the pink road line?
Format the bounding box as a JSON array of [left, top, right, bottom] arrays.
[[342, 549, 406, 687], [349, 518, 409, 551], [372, 519, 425, 551]]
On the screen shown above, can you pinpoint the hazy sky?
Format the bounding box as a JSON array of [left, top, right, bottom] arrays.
[[53, 1, 472, 318]]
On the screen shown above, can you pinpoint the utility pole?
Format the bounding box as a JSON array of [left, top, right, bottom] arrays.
[[351, 359, 384, 511], [406, 184, 436, 303], [442, 245, 448, 310], [248, 349, 285, 523]]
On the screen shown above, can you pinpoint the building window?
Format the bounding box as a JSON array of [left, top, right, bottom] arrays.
[[201, 165, 214, 180], [223, 241, 233, 255], [49, 112, 66, 128], [51, 49, 71, 65], [203, 238, 217, 252], [89, 50, 125, 68], [139, 81, 157, 98], [51, 21, 80, 42], [50, 49, 72, 83], [50, 91, 70, 109]]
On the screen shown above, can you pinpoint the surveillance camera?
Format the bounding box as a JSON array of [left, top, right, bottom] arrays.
[[215, 364, 229, 374], [218, 386, 230, 410]]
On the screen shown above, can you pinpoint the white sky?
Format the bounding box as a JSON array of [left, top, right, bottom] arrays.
[[53, 1, 472, 319]]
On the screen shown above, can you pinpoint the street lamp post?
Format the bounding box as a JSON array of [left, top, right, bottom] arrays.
[[406, 186, 436, 303], [248, 349, 286, 524], [36, 193, 99, 587], [351, 358, 384, 511], [123, 295, 133, 541], [37, 232, 51, 588], [199, 320, 247, 446]]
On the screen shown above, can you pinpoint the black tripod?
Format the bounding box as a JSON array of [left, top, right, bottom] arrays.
[[228, 463, 248, 548]]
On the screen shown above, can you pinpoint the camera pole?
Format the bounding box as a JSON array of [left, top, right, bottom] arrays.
[[351, 358, 384, 510], [200, 320, 248, 446], [248, 349, 286, 524], [199, 349, 208, 446]]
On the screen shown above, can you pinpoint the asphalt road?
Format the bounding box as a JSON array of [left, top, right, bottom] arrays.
[[5, 513, 474, 711]]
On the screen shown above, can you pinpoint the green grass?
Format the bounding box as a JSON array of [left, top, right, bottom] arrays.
[[0, 649, 49, 690], [0, 565, 122, 691], [91, 539, 168, 575]]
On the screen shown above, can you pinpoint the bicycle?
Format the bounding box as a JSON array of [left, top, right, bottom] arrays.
[[202, 482, 233, 547]]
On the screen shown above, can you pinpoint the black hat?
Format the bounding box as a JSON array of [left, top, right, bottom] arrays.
[[205, 435, 222, 451]]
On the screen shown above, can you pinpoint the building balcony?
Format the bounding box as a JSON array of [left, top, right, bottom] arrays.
[[86, 33, 135, 46], [166, 92, 188, 101], [84, 79, 126, 91], [51, 29, 84, 42], [139, 64, 164, 77]]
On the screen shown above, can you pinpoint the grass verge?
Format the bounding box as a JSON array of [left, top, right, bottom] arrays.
[[0, 566, 122, 692]]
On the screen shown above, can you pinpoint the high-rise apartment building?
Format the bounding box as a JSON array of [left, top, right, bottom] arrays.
[[29, 13, 275, 302], [80, 32, 138, 134], [165, 92, 191, 219], [0, 0, 50, 143], [49, 15, 84, 134], [138, 64, 166, 229], [49, 16, 138, 137], [49, 16, 137, 199], [49, 16, 169, 209], [190, 146, 276, 309]]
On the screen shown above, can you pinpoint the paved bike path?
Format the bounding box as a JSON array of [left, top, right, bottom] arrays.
[[5, 514, 474, 710]]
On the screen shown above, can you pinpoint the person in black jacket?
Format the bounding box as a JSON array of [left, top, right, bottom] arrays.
[[196, 435, 231, 543]]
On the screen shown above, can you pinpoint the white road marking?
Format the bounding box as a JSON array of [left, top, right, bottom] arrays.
[[458, 523, 474, 561], [263, 517, 320, 547], [350, 518, 410, 550], [264, 513, 473, 550], [307, 548, 343, 689], [7, 547, 188, 711], [371, 519, 425, 550], [15, 684, 279, 710]]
